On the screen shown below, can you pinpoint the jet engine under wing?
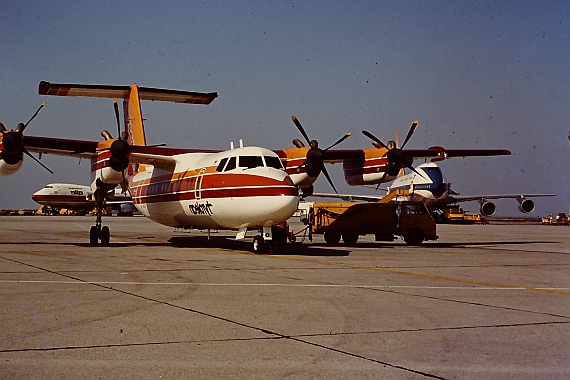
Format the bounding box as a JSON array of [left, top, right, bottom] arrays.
[[39, 81, 218, 104]]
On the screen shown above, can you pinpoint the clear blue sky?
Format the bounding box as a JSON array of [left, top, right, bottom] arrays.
[[1, 0, 569, 216]]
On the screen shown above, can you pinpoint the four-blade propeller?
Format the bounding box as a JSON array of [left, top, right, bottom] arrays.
[[292, 116, 352, 194], [0, 102, 53, 174], [362, 120, 429, 188]]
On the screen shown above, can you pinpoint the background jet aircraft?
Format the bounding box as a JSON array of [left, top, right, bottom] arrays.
[[32, 183, 133, 213], [313, 162, 555, 217]]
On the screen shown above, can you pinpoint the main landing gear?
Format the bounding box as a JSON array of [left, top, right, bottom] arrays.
[[89, 189, 110, 245], [252, 223, 289, 254]]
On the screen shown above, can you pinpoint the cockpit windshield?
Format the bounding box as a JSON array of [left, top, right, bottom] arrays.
[[265, 155, 284, 170], [239, 156, 264, 169], [216, 154, 284, 172]]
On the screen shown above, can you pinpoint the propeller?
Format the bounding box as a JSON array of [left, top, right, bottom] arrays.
[[362, 120, 425, 188], [292, 116, 352, 194], [0, 102, 53, 174]]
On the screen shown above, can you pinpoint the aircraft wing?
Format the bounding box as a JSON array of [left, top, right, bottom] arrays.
[[429, 147, 512, 158], [311, 192, 385, 202], [311, 192, 556, 204], [23, 136, 177, 169], [24, 136, 98, 159], [321, 147, 511, 164], [448, 194, 556, 203], [128, 151, 177, 169]]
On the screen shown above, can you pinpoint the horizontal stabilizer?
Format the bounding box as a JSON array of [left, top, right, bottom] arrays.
[[39, 81, 218, 105]]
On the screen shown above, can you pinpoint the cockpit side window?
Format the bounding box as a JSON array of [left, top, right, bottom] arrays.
[[239, 156, 264, 169], [265, 155, 284, 170], [216, 157, 228, 172], [224, 156, 236, 171]]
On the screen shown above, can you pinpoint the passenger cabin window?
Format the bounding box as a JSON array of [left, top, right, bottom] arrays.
[[239, 156, 264, 169], [265, 155, 284, 170], [216, 157, 228, 172]]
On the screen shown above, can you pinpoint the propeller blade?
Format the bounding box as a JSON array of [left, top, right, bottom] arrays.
[[375, 171, 389, 191], [23, 148, 54, 174], [292, 116, 312, 146], [113, 99, 121, 139], [400, 120, 418, 149], [406, 163, 427, 179], [320, 165, 338, 194], [19, 102, 46, 132], [324, 132, 352, 151], [362, 130, 388, 149]]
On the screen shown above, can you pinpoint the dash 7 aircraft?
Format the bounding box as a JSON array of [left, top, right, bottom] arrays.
[[0, 81, 298, 253], [313, 162, 555, 217], [0, 81, 511, 251]]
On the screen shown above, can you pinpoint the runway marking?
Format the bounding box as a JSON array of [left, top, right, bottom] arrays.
[[1, 280, 569, 291], [264, 255, 570, 296]]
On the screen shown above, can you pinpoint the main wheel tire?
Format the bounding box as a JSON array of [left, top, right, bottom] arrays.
[[404, 228, 424, 246], [323, 230, 341, 245], [342, 230, 359, 245], [89, 226, 99, 245], [253, 235, 266, 254], [100, 226, 110, 245]]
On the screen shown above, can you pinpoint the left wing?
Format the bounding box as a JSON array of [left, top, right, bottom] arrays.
[[448, 194, 556, 203]]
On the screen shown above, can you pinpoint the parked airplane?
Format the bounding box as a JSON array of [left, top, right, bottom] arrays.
[[0, 81, 512, 251], [1, 81, 298, 253], [313, 162, 555, 216], [32, 183, 133, 213]]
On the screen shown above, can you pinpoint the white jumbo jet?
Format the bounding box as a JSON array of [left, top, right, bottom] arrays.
[[32, 183, 133, 213], [313, 162, 555, 217]]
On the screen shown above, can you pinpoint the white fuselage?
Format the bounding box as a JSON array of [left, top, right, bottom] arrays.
[[128, 146, 299, 230]]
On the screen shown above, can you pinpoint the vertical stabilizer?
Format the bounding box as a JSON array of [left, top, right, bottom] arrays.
[[124, 84, 147, 147]]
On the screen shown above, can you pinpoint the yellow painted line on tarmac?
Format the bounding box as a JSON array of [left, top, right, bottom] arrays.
[[266, 254, 570, 296]]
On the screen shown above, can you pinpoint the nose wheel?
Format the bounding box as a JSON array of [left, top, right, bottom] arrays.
[[90, 225, 110, 245]]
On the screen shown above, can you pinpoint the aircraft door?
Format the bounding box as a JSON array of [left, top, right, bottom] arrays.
[[195, 168, 206, 200]]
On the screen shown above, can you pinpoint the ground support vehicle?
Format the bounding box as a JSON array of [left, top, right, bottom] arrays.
[[542, 213, 569, 226], [307, 201, 438, 246]]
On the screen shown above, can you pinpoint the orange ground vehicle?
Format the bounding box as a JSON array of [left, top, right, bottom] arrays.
[[308, 201, 438, 246]]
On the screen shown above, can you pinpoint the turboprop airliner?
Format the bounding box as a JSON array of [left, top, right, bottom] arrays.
[[313, 162, 555, 216], [0, 81, 298, 253], [1, 81, 511, 251], [32, 183, 133, 212]]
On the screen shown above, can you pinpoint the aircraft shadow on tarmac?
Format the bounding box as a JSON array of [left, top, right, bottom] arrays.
[[0, 238, 555, 256], [167, 236, 351, 256], [341, 241, 558, 249]]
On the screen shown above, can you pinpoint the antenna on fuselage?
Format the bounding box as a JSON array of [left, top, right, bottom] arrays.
[[230, 141, 234, 150], [239, 139, 244, 148]]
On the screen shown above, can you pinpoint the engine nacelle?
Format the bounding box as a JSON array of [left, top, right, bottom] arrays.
[[480, 201, 496, 216], [92, 167, 124, 193], [518, 198, 535, 214], [0, 158, 23, 176]]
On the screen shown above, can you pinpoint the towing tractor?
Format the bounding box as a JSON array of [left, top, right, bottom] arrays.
[[307, 201, 438, 246]]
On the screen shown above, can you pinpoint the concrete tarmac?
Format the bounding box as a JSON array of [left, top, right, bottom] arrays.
[[0, 215, 569, 379]]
